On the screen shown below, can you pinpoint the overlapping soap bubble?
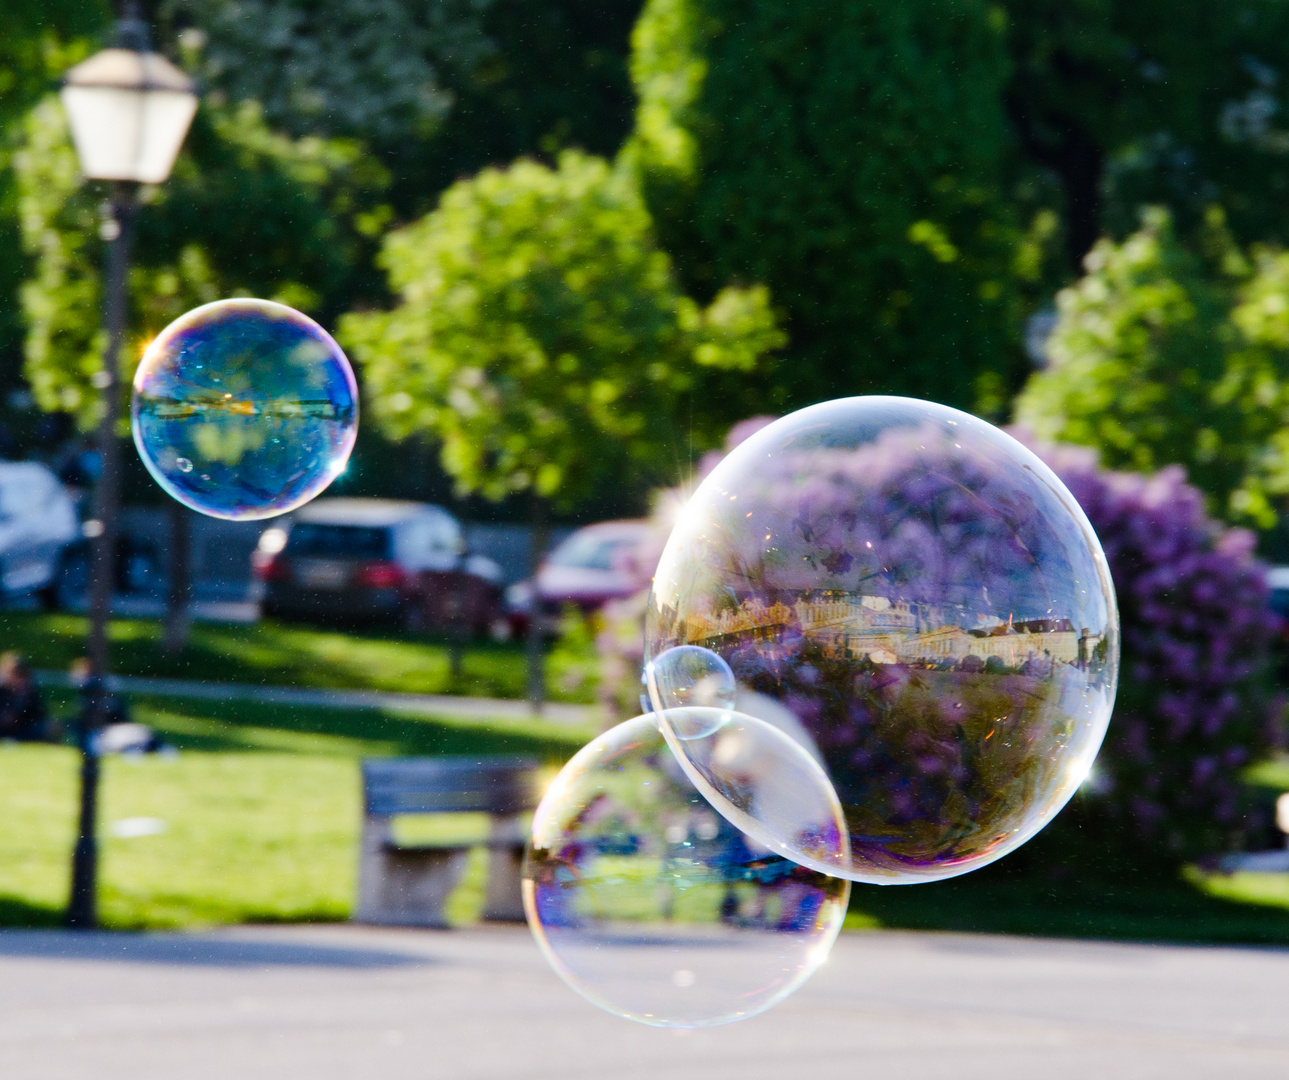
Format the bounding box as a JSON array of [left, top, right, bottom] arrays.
[[524, 396, 1118, 1028], [132, 298, 357, 521], [128, 306, 1117, 1029]]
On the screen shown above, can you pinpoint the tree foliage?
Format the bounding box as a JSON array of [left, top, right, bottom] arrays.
[[624, 0, 1026, 413], [166, 0, 645, 222], [340, 151, 783, 508], [0, 0, 110, 411], [416, 0, 643, 211], [1016, 208, 1289, 527], [999, 0, 1289, 267], [164, 0, 491, 142], [14, 94, 388, 431]]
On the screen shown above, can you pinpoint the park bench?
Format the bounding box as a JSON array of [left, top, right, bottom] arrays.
[[356, 756, 541, 928]]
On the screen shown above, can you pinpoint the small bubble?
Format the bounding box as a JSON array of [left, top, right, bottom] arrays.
[[131, 298, 357, 521]]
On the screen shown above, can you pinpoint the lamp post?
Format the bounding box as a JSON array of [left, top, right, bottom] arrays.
[[59, 3, 197, 929]]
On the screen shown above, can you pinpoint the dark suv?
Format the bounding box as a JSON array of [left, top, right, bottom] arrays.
[[253, 499, 503, 633]]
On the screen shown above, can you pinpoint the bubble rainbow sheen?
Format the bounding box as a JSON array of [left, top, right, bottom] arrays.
[[131, 298, 358, 521]]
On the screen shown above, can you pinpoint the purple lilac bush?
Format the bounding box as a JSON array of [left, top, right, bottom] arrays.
[[595, 417, 1279, 864], [1027, 439, 1279, 860]]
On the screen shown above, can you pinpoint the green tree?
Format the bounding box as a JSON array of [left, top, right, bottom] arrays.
[[166, 0, 645, 223], [624, 0, 1025, 413], [418, 0, 643, 207], [14, 94, 388, 432], [163, 0, 491, 143], [1015, 207, 1289, 527], [999, 0, 1289, 266], [0, 0, 110, 428], [340, 150, 782, 705]]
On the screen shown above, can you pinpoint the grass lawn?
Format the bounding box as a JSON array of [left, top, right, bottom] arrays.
[[0, 610, 597, 703], [5, 677, 1289, 943], [0, 692, 591, 929]]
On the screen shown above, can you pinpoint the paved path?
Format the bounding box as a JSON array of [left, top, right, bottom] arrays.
[[1, 924, 1287, 1079], [34, 671, 598, 728]]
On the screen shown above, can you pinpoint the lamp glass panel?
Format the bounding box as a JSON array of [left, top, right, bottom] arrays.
[[137, 91, 198, 184], [60, 85, 144, 181]]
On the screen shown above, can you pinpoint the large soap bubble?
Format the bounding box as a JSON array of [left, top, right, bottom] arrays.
[[132, 298, 358, 520], [645, 396, 1119, 884], [524, 712, 850, 1028]]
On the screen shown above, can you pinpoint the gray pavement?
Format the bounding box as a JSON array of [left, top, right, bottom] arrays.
[[33, 670, 598, 727], [1, 924, 1288, 1079]]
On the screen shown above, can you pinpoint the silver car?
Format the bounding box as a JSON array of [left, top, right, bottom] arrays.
[[0, 462, 80, 602]]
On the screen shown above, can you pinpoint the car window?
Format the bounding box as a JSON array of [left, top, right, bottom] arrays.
[[426, 513, 463, 554], [286, 524, 392, 559], [548, 533, 634, 571]]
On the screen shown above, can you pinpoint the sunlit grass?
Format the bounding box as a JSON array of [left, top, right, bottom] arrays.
[[0, 691, 588, 930]]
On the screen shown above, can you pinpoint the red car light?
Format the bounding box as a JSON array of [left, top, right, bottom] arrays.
[[253, 551, 290, 582], [354, 560, 406, 590]]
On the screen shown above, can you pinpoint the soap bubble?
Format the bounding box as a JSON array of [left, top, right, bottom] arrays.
[[524, 712, 850, 1028], [132, 298, 358, 520], [646, 396, 1119, 884], [644, 645, 737, 735]]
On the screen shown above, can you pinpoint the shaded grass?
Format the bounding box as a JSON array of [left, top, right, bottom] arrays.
[[124, 694, 594, 761], [36, 686, 594, 760], [0, 610, 595, 703]]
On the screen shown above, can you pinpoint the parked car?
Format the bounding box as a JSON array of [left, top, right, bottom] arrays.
[[0, 461, 81, 606], [253, 499, 504, 633], [506, 519, 650, 635]]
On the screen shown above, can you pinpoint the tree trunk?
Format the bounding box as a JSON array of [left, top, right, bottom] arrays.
[[526, 496, 548, 716], [448, 545, 467, 684], [1003, 90, 1105, 272], [162, 499, 191, 654]]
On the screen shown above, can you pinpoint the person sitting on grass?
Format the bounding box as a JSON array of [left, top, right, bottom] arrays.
[[68, 657, 166, 754], [0, 652, 58, 742]]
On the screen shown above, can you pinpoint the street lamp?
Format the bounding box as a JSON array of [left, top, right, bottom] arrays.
[[59, 4, 198, 930]]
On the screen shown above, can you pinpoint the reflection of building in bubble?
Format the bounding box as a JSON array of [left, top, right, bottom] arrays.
[[141, 394, 350, 421], [681, 592, 1105, 673]]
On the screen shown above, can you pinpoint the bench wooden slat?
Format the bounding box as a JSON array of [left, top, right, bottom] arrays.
[[361, 756, 539, 816]]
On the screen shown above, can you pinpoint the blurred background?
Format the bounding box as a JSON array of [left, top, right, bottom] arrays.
[[2, 0, 1289, 958]]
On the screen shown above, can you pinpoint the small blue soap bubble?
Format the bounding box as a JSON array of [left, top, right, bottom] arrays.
[[131, 298, 358, 520]]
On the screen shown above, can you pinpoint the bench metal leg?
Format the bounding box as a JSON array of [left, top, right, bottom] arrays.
[[482, 814, 528, 922], [355, 814, 469, 928]]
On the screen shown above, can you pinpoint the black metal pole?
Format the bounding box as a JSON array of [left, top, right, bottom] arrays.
[[526, 495, 548, 716], [162, 500, 192, 653], [66, 695, 101, 929], [67, 181, 137, 930]]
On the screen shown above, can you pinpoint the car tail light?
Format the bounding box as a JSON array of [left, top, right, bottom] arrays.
[[253, 551, 290, 582], [355, 560, 406, 590]]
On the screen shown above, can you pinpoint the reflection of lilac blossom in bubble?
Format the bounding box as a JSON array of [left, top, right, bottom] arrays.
[[647, 398, 1118, 884]]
